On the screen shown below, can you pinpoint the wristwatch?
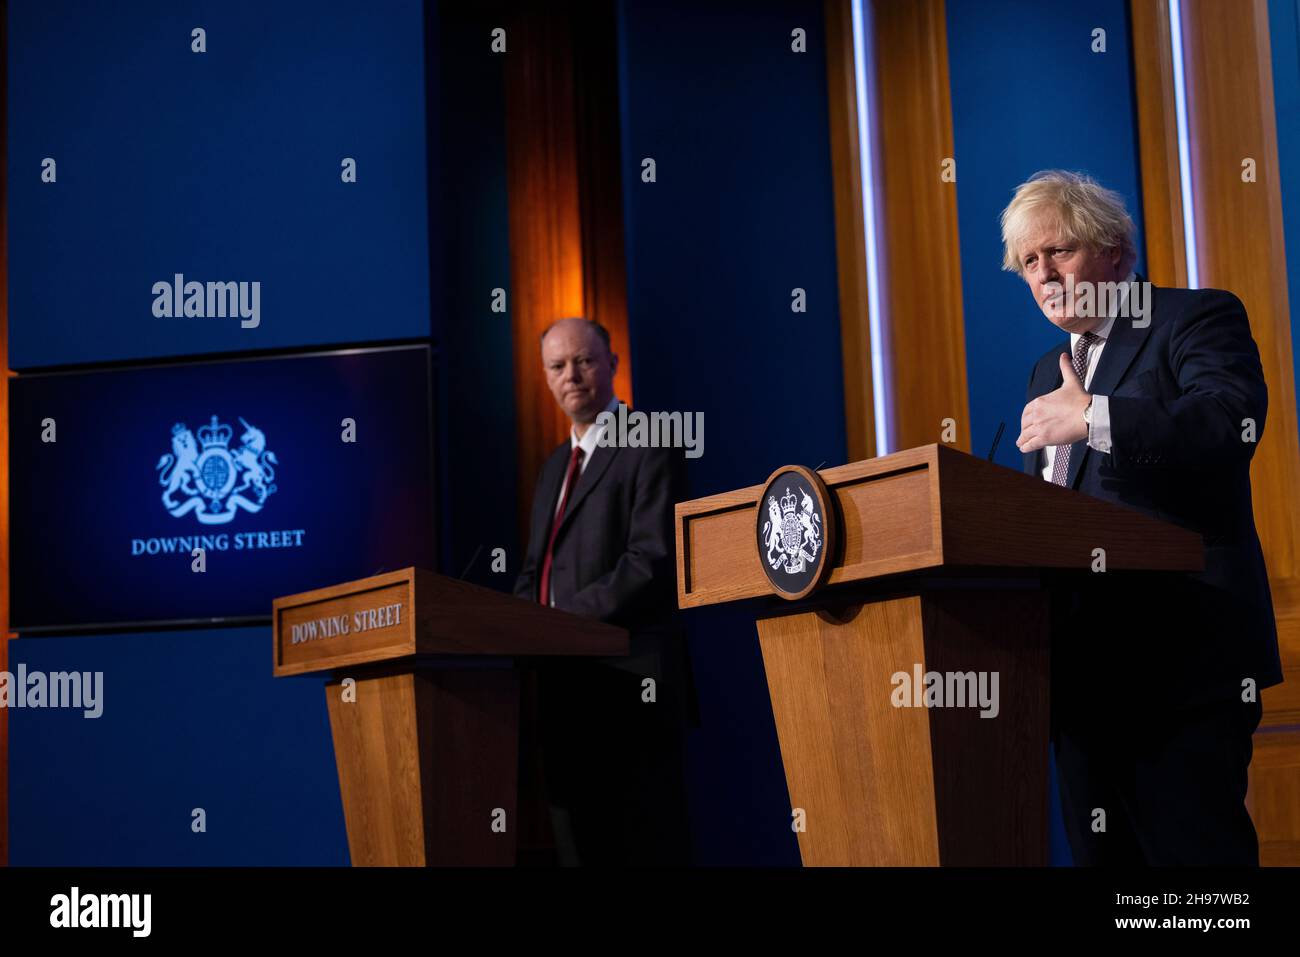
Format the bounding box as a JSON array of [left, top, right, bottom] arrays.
[[1082, 396, 1094, 426]]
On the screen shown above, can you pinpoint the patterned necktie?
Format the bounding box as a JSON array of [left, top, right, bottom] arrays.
[[1050, 331, 1099, 487], [538, 445, 585, 605]]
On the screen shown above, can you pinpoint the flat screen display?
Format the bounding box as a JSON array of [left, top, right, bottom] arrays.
[[9, 345, 436, 631]]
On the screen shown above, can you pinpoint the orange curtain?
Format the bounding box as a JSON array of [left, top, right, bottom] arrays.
[[502, 1, 632, 532]]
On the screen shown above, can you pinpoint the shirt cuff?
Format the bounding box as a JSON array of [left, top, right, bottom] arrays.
[[1087, 394, 1112, 454]]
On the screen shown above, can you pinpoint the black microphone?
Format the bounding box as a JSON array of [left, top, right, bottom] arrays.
[[987, 421, 1006, 462], [458, 543, 485, 580]]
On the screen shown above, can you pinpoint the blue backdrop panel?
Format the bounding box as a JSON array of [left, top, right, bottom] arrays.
[[8, 627, 348, 866], [6, 0, 432, 369], [10, 346, 435, 630], [619, 0, 846, 865], [945, 0, 1148, 865], [1269, 0, 1300, 423]]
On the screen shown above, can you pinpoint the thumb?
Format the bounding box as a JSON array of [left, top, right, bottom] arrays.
[[1059, 351, 1080, 385]]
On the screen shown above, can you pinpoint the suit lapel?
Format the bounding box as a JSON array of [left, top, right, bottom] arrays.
[[555, 442, 619, 540], [1083, 298, 1151, 398], [533, 444, 569, 553], [1065, 286, 1154, 488]]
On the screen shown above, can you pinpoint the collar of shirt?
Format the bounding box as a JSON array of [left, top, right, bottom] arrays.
[[1069, 270, 1134, 352], [570, 395, 622, 460]]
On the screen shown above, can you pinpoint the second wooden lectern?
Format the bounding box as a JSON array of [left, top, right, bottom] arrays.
[[675, 444, 1202, 866], [272, 567, 627, 866]]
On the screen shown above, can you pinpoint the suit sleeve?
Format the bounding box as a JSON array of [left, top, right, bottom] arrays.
[[1022, 358, 1045, 476], [1107, 290, 1267, 470], [566, 448, 681, 624]]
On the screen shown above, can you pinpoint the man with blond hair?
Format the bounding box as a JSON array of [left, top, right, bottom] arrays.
[[1007, 170, 1281, 865]]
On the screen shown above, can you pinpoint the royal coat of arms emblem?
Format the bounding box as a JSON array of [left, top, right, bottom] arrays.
[[156, 415, 279, 524], [763, 487, 822, 575], [754, 465, 838, 600]]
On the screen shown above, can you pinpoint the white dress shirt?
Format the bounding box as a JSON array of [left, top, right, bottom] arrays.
[[552, 395, 621, 516], [1040, 272, 1135, 481]]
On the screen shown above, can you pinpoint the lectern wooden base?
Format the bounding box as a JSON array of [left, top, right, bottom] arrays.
[[756, 586, 1048, 866], [324, 668, 520, 866], [273, 568, 627, 867], [676, 445, 1203, 866]]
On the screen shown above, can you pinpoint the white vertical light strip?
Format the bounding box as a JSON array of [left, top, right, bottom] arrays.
[[850, 0, 891, 455], [1169, 0, 1200, 288]]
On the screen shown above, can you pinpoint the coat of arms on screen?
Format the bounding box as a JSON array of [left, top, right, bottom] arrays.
[[156, 415, 279, 524], [763, 486, 822, 575]]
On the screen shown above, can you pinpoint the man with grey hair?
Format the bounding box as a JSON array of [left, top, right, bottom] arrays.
[[514, 316, 693, 866], [1008, 170, 1281, 866]]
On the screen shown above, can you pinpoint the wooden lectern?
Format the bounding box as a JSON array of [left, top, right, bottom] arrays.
[[675, 444, 1203, 866], [272, 567, 627, 866]]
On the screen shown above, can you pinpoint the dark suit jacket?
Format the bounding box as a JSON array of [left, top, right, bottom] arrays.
[[514, 426, 691, 716], [512, 424, 694, 861], [1023, 283, 1282, 711]]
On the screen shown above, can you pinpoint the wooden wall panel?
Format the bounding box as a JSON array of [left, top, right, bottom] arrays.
[[1130, 0, 1189, 288], [1179, 0, 1300, 722], [869, 0, 969, 453], [502, 1, 632, 531], [823, 0, 877, 463], [1249, 728, 1300, 865], [1133, 0, 1300, 863], [1, 0, 9, 869]]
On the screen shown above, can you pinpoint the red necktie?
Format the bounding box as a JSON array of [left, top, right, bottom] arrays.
[[538, 445, 585, 605]]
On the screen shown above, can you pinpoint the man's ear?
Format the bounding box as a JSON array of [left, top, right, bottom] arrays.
[[610, 352, 620, 376]]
